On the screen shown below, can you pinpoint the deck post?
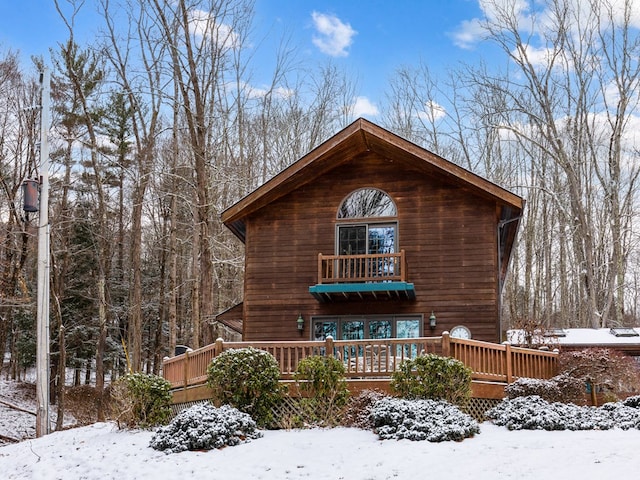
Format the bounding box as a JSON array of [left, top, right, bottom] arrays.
[[214, 337, 224, 356], [318, 253, 323, 284], [503, 341, 513, 383], [183, 350, 189, 389], [325, 335, 335, 357], [441, 331, 451, 358]]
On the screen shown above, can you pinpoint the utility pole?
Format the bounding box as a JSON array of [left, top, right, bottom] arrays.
[[35, 68, 51, 437]]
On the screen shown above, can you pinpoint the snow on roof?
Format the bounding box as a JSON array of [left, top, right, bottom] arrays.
[[507, 328, 640, 347]]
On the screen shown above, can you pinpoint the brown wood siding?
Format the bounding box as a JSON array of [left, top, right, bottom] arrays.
[[242, 152, 500, 342]]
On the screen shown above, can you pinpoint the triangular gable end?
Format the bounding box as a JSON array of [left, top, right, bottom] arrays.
[[222, 118, 523, 243]]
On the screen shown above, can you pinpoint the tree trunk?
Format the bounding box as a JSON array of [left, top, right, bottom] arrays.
[[55, 324, 65, 431], [95, 275, 107, 421]]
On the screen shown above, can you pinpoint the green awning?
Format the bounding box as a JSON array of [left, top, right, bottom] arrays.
[[309, 282, 416, 302]]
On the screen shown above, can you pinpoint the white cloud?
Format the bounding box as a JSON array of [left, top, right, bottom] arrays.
[[451, 0, 531, 49], [311, 12, 357, 57], [246, 85, 295, 100], [417, 101, 446, 122], [479, 0, 530, 23], [222, 80, 294, 100], [189, 9, 239, 49], [351, 96, 379, 118], [451, 18, 485, 49], [510, 43, 571, 70]]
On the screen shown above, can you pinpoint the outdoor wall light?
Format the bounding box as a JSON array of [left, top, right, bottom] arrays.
[[297, 314, 304, 333], [429, 311, 437, 330]]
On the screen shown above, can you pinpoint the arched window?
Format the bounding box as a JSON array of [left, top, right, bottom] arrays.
[[336, 188, 397, 256], [337, 188, 397, 219]]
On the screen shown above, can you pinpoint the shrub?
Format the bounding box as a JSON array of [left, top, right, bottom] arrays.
[[559, 348, 640, 404], [505, 373, 585, 404], [390, 354, 472, 406], [149, 403, 262, 454], [342, 389, 388, 429], [293, 355, 350, 426], [487, 395, 640, 431], [207, 347, 284, 427], [370, 396, 480, 442], [65, 385, 105, 425], [623, 395, 640, 408], [111, 372, 172, 429]]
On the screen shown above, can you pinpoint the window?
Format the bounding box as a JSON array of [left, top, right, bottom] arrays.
[[609, 327, 639, 337], [337, 188, 398, 259], [338, 188, 396, 219], [311, 315, 423, 341]]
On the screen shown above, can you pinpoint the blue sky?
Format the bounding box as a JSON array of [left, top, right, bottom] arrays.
[[0, 0, 492, 118]]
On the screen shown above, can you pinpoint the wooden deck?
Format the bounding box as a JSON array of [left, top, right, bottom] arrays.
[[163, 333, 558, 404]]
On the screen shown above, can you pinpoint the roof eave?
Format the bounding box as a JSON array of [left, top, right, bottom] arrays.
[[221, 118, 525, 242]]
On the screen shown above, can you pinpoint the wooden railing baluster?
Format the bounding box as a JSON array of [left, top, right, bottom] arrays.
[[162, 335, 559, 390]]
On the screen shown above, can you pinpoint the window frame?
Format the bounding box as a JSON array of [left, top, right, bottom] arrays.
[[311, 314, 424, 341], [336, 188, 398, 256], [337, 187, 397, 219], [336, 222, 398, 256]]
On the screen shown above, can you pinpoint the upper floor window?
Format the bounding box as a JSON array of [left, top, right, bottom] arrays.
[[337, 189, 397, 256], [338, 188, 397, 219]]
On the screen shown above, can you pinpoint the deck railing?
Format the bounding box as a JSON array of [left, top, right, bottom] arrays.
[[448, 337, 558, 383], [162, 333, 558, 390], [317, 250, 406, 284]]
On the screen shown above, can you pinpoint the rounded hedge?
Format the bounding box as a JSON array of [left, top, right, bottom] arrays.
[[112, 372, 172, 428], [206, 347, 284, 427], [390, 353, 472, 405]]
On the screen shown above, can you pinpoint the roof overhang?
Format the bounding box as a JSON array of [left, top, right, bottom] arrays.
[[222, 118, 525, 243], [309, 281, 416, 303]]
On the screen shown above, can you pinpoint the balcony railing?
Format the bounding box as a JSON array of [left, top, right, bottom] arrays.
[[317, 250, 406, 284]]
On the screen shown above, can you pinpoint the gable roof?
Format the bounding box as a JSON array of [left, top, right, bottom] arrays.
[[223, 118, 522, 236], [221, 118, 524, 279]]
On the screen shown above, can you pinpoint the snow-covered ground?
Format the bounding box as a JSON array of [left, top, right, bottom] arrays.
[[1, 378, 640, 480], [0, 379, 38, 442], [1, 418, 640, 479]]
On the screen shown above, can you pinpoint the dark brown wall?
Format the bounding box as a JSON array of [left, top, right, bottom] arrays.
[[242, 152, 500, 342]]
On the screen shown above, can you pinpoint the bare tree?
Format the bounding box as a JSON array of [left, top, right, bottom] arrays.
[[99, 0, 166, 372], [469, 0, 640, 327], [0, 52, 40, 376]]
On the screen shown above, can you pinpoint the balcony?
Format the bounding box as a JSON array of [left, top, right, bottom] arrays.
[[309, 250, 415, 302]]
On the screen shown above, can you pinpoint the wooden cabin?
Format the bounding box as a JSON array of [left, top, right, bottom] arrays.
[[218, 118, 523, 344]]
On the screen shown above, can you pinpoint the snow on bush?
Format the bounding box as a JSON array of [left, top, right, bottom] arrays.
[[149, 402, 262, 454], [487, 395, 640, 431], [623, 395, 640, 408], [505, 374, 585, 404], [370, 397, 480, 442]]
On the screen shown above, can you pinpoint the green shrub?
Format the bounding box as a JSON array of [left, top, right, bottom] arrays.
[[111, 372, 172, 429], [293, 355, 350, 426], [390, 353, 472, 406], [207, 347, 284, 427]]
